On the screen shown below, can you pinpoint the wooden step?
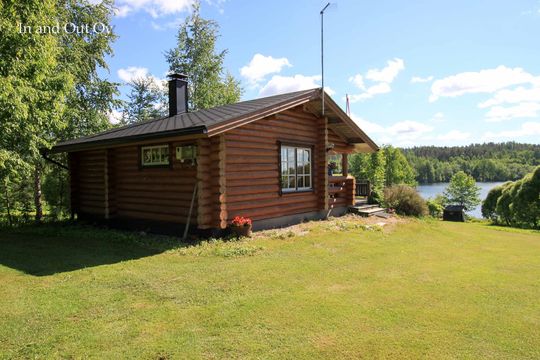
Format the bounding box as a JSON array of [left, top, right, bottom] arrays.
[[354, 205, 382, 213], [348, 205, 386, 217]]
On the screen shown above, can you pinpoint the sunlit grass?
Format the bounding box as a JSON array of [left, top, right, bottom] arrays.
[[0, 218, 539, 359]]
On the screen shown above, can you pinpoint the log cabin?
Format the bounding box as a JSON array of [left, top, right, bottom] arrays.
[[49, 74, 378, 234]]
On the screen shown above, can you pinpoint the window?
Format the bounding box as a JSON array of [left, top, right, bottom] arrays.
[[280, 145, 312, 192], [141, 145, 170, 167], [175, 145, 197, 162]]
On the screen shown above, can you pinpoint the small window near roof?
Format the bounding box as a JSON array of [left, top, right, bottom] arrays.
[[141, 145, 169, 167], [280, 145, 312, 192]]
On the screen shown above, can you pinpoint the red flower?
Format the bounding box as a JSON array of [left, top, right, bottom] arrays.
[[231, 216, 252, 227]]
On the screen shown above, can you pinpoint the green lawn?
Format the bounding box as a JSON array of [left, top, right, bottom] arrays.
[[0, 218, 539, 359]]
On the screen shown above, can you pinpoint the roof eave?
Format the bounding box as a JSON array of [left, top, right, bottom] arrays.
[[49, 125, 207, 154], [323, 92, 379, 152]]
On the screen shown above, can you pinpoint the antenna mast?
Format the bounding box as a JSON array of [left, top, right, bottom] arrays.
[[320, 2, 330, 116]]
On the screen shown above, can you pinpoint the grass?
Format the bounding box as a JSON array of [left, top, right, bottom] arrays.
[[0, 218, 539, 359]]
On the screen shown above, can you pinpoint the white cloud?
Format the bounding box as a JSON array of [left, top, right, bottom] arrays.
[[387, 120, 433, 137], [429, 66, 536, 102], [411, 75, 434, 83], [114, 0, 194, 18], [350, 114, 433, 145], [258, 74, 321, 97], [365, 58, 405, 83], [114, 5, 132, 17], [431, 112, 445, 123], [348, 58, 404, 102], [324, 86, 335, 96], [348, 74, 365, 90], [349, 83, 391, 103], [350, 115, 385, 134], [478, 85, 540, 108], [107, 110, 123, 125], [485, 102, 540, 122], [437, 130, 471, 141], [117, 66, 165, 90], [240, 54, 292, 85], [482, 122, 540, 141], [118, 66, 151, 82]]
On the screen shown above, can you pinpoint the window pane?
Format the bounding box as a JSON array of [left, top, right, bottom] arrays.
[[143, 149, 151, 164], [288, 176, 296, 189], [160, 148, 167, 162], [281, 162, 288, 176], [281, 176, 288, 188], [304, 175, 311, 188], [297, 176, 304, 188], [288, 164, 296, 175], [288, 149, 295, 165]]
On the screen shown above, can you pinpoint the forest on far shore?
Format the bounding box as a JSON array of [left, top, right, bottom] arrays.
[[401, 142, 540, 184]]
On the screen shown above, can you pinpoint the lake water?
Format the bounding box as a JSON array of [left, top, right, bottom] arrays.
[[417, 182, 506, 218]]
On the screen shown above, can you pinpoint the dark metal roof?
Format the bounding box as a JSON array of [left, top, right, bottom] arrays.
[[50, 88, 379, 153], [444, 205, 465, 211], [51, 89, 319, 153]]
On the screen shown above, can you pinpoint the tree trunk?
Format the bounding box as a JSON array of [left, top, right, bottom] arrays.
[[34, 164, 43, 223], [3, 179, 13, 227]]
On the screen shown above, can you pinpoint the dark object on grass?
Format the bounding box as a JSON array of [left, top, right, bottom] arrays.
[[443, 205, 465, 222]]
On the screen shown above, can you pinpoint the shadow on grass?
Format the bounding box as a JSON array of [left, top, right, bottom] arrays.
[[0, 222, 187, 276]]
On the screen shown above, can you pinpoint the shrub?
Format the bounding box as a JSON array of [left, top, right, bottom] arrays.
[[510, 167, 540, 228], [368, 188, 382, 205], [427, 197, 444, 218], [482, 184, 505, 221], [483, 166, 540, 229], [383, 185, 427, 217]]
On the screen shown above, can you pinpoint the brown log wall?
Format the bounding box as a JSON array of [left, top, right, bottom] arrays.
[[72, 142, 198, 224], [71, 150, 107, 216], [223, 105, 325, 222]]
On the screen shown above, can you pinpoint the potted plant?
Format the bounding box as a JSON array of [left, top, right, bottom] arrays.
[[230, 216, 253, 237]]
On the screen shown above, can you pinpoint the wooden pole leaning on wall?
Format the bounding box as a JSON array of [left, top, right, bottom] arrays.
[[183, 182, 198, 240]]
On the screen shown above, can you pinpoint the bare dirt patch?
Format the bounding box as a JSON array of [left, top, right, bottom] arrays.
[[255, 213, 407, 239]]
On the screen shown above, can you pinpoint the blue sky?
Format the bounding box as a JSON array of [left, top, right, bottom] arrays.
[[105, 0, 540, 147]]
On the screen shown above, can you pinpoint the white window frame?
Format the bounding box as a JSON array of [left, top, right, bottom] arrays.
[[280, 145, 312, 193], [141, 144, 170, 167]]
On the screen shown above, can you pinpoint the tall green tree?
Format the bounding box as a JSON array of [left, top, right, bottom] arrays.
[[165, 1, 242, 111], [121, 76, 167, 124], [0, 0, 73, 221], [443, 171, 481, 210], [56, 0, 120, 140], [49, 0, 119, 217], [0, 0, 118, 221], [383, 146, 416, 186]]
